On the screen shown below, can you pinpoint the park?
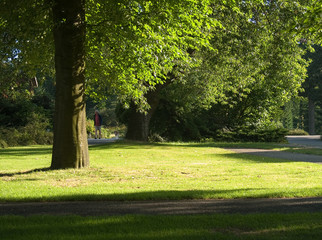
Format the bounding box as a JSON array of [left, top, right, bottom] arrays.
[[0, 0, 322, 239]]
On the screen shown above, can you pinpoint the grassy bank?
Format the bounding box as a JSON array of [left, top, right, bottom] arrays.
[[0, 141, 321, 202]]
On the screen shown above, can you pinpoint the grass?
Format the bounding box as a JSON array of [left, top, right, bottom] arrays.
[[0, 141, 321, 202], [0, 213, 321, 240], [1, 141, 321, 240]]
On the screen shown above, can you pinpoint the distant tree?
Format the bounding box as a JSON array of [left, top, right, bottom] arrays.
[[128, 0, 310, 140], [301, 45, 322, 134]]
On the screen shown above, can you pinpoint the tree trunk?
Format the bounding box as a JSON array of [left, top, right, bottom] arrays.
[[126, 86, 165, 141], [308, 97, 315, 135], [51, 0, 89, 169]]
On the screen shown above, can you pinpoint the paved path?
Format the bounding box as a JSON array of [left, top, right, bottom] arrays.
[[1, 197, 321, 216], [287, 135, 322, 148], [227, 148, 322, 164], [88, 137, 120, 145], [228, 135, 322, 164]]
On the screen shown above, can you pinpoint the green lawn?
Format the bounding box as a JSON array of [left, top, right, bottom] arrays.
[[0, 213, 321, 240], [0, 141, 321, 201], [1, 141, 321, 240]]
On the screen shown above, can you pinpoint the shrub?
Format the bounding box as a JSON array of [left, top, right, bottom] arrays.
[[0, 113, 53, 148], [86, 119, 95, 137], [213, 125, 288, 143], [100, 127, 111, 139], [287, 129, 309, 135], [86, 118, 111, 139]]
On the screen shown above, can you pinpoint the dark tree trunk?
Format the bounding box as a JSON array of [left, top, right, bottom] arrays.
[[51, 0, 89, 169], [308, 97, 315, 135], [126, 85, 166, 141]]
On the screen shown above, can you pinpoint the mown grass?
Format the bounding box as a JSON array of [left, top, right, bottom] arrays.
[[0, 213, 321, 240], [0, 141, 321, 202]]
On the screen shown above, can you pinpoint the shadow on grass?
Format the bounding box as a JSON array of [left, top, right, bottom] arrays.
[[0, 167, 51, 177], [219, 150, 322, 164], [1, 213, 321, 240], [0, 146, 52, 157], [214, 152, 296, 164], [88, 140, 282, 150]]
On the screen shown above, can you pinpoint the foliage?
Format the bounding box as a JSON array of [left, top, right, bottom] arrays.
[[212, 125, 288, 143], [0, 0, 54, 80], [0, 113, 53, 147], [100, 127, 110, 139], [86, 118, 110, 139], [288, 129, 309, 136], [296, 0, 322, 44], [281, 45, 322, 134], [84, 0, 216, 109], [86, 119, 95, 136], [145, 1, 309, 142], [0, 78, 54, 147]]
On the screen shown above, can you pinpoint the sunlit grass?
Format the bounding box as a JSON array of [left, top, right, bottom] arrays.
[[0, 141, 321, 201], [0, 213, 321, 240]]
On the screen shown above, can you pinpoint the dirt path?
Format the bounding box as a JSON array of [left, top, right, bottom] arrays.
[[1, 197, 321, 216]]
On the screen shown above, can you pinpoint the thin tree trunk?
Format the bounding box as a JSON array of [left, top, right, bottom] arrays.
[[51, 0, 89, 169], [308, 97, 315, 135]]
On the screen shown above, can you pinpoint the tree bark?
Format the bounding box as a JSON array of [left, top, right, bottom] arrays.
[[308, 97, 315, 135], [126, 89, 161, 141], [51, 0, 89, 169]]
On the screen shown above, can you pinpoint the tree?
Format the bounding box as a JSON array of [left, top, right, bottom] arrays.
[[300, 45, 322, 134], [125, 0, 310, 141], [86, 0, 216, 141], [50, 0, 89, 169], [0, 0, 320, 167], [0, 0, 215, 167]]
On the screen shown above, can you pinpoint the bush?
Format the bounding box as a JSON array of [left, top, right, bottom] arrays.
[[287, 129, 309, 135], [100, 127, 111, 139], [212, 125, 288, 143], [0, 113, 53, 148], [86, 118, 111, 139], [86, 119, 95, 137]]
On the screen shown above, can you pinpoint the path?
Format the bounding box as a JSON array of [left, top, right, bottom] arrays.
[[227, 148, 322, 164], [1, 197, 321, 216], [287, 135, 322, 148], [228, 135, 322, 164], [88, 137, 120, 145]]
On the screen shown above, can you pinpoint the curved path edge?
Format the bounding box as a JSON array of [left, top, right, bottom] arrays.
[[0, 197, 321, 216]]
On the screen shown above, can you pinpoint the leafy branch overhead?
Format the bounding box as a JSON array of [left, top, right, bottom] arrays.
[[85, 0, 217, 108]]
